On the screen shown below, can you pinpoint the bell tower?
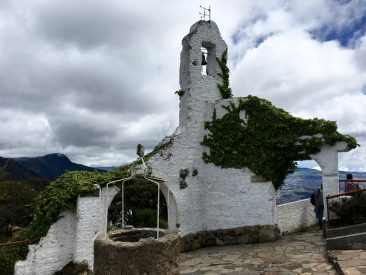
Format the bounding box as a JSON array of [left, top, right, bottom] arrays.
[[178, 20, 228, 127]]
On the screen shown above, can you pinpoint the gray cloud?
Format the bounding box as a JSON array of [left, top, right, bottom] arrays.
[[0, 0, 366, 170]]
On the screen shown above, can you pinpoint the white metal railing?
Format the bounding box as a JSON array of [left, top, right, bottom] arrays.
[[104, 157, 165, 239]]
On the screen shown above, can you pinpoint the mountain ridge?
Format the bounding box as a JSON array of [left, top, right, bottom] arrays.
[[0, 156, 44, 181], [277, 167, 366, 204], [0, 153, 104, 181], [13, 153, 103, 180], [2, 153, 366, 204]]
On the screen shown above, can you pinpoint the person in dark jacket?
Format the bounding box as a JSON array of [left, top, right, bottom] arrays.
[[314, 185, 324, 229]]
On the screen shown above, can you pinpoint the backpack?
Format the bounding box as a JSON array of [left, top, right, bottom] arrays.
[[310, 188, 320, 206], [310, 192, 315, 206]]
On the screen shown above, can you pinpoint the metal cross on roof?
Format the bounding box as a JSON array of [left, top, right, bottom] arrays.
[[199, 5, 211, 21]]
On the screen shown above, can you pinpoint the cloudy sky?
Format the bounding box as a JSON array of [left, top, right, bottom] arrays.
[[0, 0, 365, 171]]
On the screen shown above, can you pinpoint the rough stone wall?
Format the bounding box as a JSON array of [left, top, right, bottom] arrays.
[[277, 199, 317, 234], [180, 224, 280, 252], [94, 230, 180, 275], [14, 186, 118, 275]]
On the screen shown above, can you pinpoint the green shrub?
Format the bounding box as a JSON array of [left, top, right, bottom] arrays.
[[134, 208, 157, 227], [0, 243, 29, 275], [330, 192, 366, 227]]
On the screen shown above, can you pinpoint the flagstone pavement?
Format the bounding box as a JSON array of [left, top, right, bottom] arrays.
[[179, 226, 337, 275], [327, 249, 366, 275]]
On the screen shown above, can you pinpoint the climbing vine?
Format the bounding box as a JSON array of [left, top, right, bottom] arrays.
[[202, 96, 358, 190], [0, 139, 173, 275], [216, 49, 233, 99]]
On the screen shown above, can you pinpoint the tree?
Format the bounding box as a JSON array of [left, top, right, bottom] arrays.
[[0, 166, 6, 181], [108, 179, 168, 228], [0, 181, 36, 240]]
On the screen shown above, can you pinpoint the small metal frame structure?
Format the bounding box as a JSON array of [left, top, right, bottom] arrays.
[[199, 5, 211, 21], [338, 179, 366, 193], [104, 148, 166, 239]]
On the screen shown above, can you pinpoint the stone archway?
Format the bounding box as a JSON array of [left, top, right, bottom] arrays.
[[106, 177, 178, 232], [159, 183, 178, 230]]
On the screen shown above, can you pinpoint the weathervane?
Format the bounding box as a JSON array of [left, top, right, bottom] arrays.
[[199, 5, 211, 21]]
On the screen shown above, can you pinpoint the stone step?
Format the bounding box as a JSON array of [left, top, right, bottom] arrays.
[[326, 231, 366, 250], [326, 222, 366, 238]]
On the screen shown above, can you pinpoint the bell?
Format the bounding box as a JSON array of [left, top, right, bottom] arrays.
[[201, 53, 208, 65]]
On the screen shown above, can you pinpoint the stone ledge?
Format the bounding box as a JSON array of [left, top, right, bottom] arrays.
[[326, 222, 366, 238], [180, 224, 280, 252], [326, 232, 366, 250]]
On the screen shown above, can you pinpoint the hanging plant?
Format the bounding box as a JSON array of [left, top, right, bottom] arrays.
[[202, 96, 358, 190]]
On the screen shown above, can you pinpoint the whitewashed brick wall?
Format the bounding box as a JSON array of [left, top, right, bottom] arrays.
[[14, 186, 118, 275], [277, 199, 317, 234]]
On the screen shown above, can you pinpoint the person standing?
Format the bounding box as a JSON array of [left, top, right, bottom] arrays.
[[345, 173, 360, 193], [313, 185, 324, 229]]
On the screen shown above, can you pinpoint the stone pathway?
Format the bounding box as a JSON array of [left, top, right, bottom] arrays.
[[180, 226, 336, 274], [327, 250, 366, 275]]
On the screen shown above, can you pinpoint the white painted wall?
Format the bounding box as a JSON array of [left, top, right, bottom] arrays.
[[150, 20, 277, 237], [14, 186, 118, 275], [150, 20, 348, 237], [14, 211, 77, 275], [73, 186, 117, 269], [311, 141, 348, 218], [202, 164, 276, 230], [277, 199, 317, 234]]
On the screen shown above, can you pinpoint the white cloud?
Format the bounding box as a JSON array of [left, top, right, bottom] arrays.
[[339, 165, 350, 172], [232, 29, 365, 111], [0, 110, 56, 156], [231, 22, 366, 171]]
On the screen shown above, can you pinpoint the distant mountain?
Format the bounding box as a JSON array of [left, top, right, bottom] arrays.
[[0, 156, 44, 181], [4, 153, 365, 203], [277, 168, 366, 204], [14, 153, 102, 180]]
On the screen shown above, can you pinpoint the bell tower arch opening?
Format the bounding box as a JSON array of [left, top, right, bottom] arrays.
[[201, 47, 208, 75], [201, 41, 216, 76], [193, 43, 216, 76]]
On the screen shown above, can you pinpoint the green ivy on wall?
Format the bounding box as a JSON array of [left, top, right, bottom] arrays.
[[202, 96, 358, 190], [216, 49, 233, 99], [0, 139, 173, 275]]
